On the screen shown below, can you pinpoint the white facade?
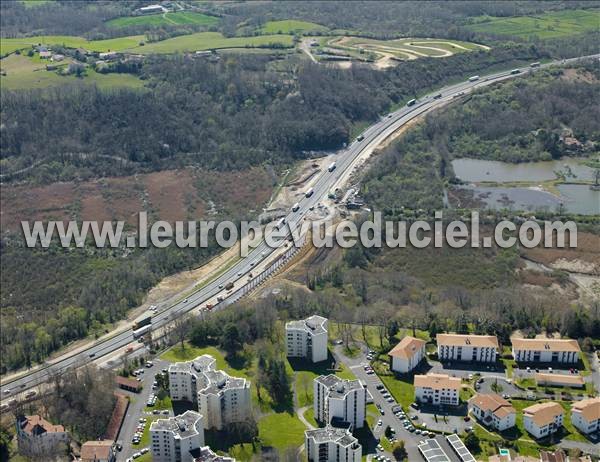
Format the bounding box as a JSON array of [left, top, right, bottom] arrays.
[[571, 398, 600, 435], [511, 338, 580, 364], [389, 336, 426, 373], [468, 394, 516, 432], [195, 446, 235, 461], [305, 426, 362, 462], [314, 375, 367, 429], [437, 334, 499, 363], [414, 373, 461, 406], [523, 403, 564, 439], [285, 315, 328, 363], [150, 411, 204, 462], [168, 355, 251, 430], [16, 415, 68, 457]]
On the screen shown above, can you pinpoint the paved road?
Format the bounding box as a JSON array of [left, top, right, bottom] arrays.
[[2, 54, 598, 400]]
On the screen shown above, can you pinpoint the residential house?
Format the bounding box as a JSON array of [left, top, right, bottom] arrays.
[[389, 336, 426, 373], [468, 393, 516, 431], [305, 426, 361, 462], [522, 402, 564, 439], [570, 397, 600, 435], [80, 440, 115, 462], [437, 334, 499, 362], [16, 415, 69, 457], [414, 373, 461, 406], [314, 375, 367, 429], [285, 315, 328, 363]]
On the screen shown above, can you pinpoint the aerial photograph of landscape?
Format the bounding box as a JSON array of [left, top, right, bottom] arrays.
[[0, 1, 599, 461]]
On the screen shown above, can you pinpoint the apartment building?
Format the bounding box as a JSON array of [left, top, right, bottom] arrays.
[[523, 402, 564, 439], [571, 397, 600, 435], [468, 393, 516, 431], [168, 355, 251, 430], [80, 440, 115, 462], [414, 373, 461, 406], [150, 410, 204, 462], [511, 338, 581, 364], [285, 315, 328, 363], [437, 334, 499, 362], [16, 415, 69, 457], [197, 370, 251, 430], [194, 446, 236, 461], [305, 426, 362, 462], [314, 375, 367, 429], [389, 336, 426, 373]]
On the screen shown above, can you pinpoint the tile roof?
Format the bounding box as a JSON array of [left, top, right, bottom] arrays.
[[523, 402, 564, 427], [469, 393, 515, 419], [511, 337, 580, 352], [414, 373, 461, 390], [80, 440, 113, 461], [571, 397, 600, 423], [18, 415, 64, 435], [535, 373, 585, 387], [389, 336, 426, 359], [437, 334, 499, 349]]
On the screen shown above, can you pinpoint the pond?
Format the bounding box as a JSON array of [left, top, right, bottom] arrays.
[[451, 158, 594, 183]]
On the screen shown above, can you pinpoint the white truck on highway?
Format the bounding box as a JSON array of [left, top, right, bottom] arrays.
[[328, 162, 336, 172], [291, 203, 300, 212], [468, 75, 480, 82], [305, 187, 314, 198], [406, 99, 417, 106]]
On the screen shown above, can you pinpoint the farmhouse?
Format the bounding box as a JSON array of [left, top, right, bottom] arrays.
[[16, 415, 69, 457]]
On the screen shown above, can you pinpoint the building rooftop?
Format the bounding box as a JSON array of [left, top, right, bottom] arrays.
[[286, 315, 327, 335], [414, 373, 461, 390], [305, 426, 359, 447], [389, 336, 426, 359], [150, 410, 203, 439], [193, 446, 235, 461], [437, 333, 499, 349], [80, 440, 113, 461], [540, 449, 568, 462], [523, 402, 564, 427], [169, 354, 216, 374], [535, 373, 585, 387], [571, 397, 600, 422], [200, 370, 248, 395], [511, 337, 581, 353], [18, 415, 64, 436], [315, 374, 364, 398], [469, 393, 515, 419]]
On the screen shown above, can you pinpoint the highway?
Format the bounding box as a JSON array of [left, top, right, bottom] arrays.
[[1, 54, 597, 400]]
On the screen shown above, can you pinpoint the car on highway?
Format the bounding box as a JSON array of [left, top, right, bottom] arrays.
[[356, 135, 364, 141], [3, 389, 10, 395], [433, 93, 442, 99]]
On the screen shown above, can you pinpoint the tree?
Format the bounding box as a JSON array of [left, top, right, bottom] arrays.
[[172, 314, 192, 350], [464, 432, 480, 452], [221, 323, 242, 358], [392, 440, 408, 461]]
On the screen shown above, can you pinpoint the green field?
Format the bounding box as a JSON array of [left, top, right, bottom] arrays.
[[106, 11, 219, 29], [130, 32, 294, 54], [257, 412, 306, 450], [0, 54, 144, 91], [467, 9, 600, 39], [1, 34, 145, 56], [259, 20, 328, 34], [20, 0, 52, 7]]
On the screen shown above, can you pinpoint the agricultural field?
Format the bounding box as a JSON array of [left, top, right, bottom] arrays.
[[106, 11, 219, 29], [0, 53, 143, 91], [466, 8, 600, 39], [312, 36, 488, 68], [0, 34, 144, 56], [258, 19, 328, 34], [129, 31, 294, 54]]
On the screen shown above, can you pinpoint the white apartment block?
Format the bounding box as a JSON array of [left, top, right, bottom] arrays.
[[469, 393, 516, 432], [511, 337, 580, 364], [305, 426, 362, 462], [437, 334, 499, 362], [285, 315, 328, 363], [414, 373, 461, 406], [151, 411, 204, 462], [168, 355, 251, 430], [571, 397, 600, 435], [523, 402, 564, 439], [314, 374, 367, 429], [16, 415, 69, 457], [389, 336, 426, 373]]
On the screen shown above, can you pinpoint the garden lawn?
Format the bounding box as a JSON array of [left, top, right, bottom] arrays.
[[258, 412, 306, 450], [378, 374, 415, 409], [107, 12, 219, 28]]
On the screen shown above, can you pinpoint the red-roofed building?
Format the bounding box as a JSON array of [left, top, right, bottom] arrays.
[[16, 415, 69, 457]]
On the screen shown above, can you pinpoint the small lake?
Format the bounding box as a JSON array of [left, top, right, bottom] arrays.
[[452, 158, 594, 183], [450, 158, 599, 215]]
